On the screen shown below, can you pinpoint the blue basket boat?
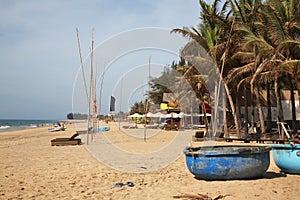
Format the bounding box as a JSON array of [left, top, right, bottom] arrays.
[[184, 145, 271, 180], [270, 144, 300, 174]]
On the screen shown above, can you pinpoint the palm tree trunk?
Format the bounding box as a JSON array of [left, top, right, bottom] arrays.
[[223, 95, 229, 137], [298, 89, 300, 106], [266, 86, 272, 132], [213, 60, 240, 137], [275, 78, 284, 122], [250, 90, 255, 134], [244, 85, 249, 134], [236, 89, 242, 134], [256, 86, 266, 134], [286, 75, 297, 134], [290, 89, 297, 134], [225, 83, 241, 137]]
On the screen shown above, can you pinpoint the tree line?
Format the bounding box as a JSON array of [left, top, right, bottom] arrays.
[[147, 0, 299, 137]]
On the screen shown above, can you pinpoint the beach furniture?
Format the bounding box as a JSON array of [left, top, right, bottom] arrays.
[[184, 145, 271, 180], [51, 133, 81, 146], [271, 144, 300, 174]]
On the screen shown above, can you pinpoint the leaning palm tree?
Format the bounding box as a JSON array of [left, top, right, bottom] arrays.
[[262, 0, 300, 133], [232, 0, 300, 135], [227, 0, 277, 135], [172, 0, 242, 136], [178, 63, 212, 130]]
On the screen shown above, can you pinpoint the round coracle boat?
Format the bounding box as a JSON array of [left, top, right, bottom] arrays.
[[184, 145, 271, 180], [270, 144, 300, 174]]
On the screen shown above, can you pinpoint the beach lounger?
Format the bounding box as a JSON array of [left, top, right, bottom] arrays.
[[51, 133, 81, 146]]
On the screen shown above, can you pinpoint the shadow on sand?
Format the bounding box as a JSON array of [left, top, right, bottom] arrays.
[[263, 171, 287, 179], [194, 171, 286, 182]]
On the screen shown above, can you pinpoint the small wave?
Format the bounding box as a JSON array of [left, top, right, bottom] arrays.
[[0, 125, 11, 129]]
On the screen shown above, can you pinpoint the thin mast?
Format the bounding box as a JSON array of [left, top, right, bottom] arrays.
[[76, 28, 89, 102], [144, 56, 151, 142], [76, 28, 90, 144], [87, 29, 94, 144], [119, 76, 123, 130], [98, 62, 106, 118]]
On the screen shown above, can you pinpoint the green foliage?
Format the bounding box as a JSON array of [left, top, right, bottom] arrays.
[[67, 113, 73, 119], [149, 64, 181, 104], [129, 101, 145, 115], [66, 113, 88, 120]]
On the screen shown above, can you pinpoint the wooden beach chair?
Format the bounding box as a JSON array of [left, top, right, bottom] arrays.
[[51, 133, 81, 146]]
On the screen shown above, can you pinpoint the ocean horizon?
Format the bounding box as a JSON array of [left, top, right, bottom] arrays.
[[0, 119, 59, 132]]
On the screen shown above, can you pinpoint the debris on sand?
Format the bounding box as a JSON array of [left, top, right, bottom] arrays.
[[173, 193, 229, 200]]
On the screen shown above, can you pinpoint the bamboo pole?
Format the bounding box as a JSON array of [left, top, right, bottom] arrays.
[[88, 29, 95, 143], [76, 28, 90, 143], [217, 17, 238, 137], [119, 76, 123, 130], [76, 28, 89, 102], [144, 56, 151, 142], [98, 62, 106, 121]]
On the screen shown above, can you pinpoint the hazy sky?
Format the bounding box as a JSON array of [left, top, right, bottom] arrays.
[[0, 0, 202, 120]]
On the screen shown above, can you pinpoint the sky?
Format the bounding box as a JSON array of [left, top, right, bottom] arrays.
[[0, 0, 203, 120]]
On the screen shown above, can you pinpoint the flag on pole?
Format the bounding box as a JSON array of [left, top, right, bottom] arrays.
[[110, 96, 116, 112]]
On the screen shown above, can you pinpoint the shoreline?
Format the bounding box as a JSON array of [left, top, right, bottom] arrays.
[[0, 123, 299, 199], [0, 119, 85, 133]]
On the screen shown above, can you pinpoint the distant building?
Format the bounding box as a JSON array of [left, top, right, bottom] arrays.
[[238, 90, 299, 121]]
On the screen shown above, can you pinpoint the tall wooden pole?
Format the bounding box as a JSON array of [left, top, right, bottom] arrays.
[[76, 28, 91, 144], [76, 28, 89, 101], [98, 62, 106, 120], [119, 76, 123, 130], [144, 56, 151, 142], [87, 29, 94, 143]]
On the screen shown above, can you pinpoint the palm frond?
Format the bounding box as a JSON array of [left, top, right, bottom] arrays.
[[171, 28, 210, 51], [230, 51, 255, 61], [277, 39, 300, 51], [226, 62, 254, 83], [263, 4, 286, 45], [237, 76, 253, 90]]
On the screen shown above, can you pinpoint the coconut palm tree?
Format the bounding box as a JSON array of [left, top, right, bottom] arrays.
[[227, 0, 300, 134], [172, 0, 242, 136], [261, 0, 300, 133], [226, 0, 268, 134]]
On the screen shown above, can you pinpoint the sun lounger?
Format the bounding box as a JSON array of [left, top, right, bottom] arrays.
[[51, 133, 81, 146]]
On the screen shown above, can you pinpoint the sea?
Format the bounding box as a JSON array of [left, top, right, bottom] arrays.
[[0, 119, 58, 132]]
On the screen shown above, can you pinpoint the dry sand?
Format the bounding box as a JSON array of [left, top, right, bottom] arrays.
[[0, 122, 299, 200]]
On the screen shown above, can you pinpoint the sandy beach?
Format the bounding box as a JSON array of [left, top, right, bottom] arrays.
[[0, 122, 299, 200]]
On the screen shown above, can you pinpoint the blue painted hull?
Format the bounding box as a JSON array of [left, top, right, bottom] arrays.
[[271, 144, 300, 174], [184, 145, 271, 180]]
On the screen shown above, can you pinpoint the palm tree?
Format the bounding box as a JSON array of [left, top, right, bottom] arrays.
[[226, 0, 267, 134], [169, 0, 299, 137], [262, 0, 300, 133], [172, 0, 242, 136], [230, 0, 300, 136]]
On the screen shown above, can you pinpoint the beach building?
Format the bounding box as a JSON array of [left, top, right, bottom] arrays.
[[238, 90, 299, 122]]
